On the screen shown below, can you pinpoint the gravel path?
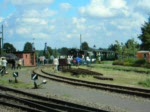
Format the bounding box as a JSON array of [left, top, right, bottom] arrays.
[[2, 67, 150, 112]]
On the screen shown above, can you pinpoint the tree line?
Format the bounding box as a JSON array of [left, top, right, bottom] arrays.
[[2, 17, 150, 59]]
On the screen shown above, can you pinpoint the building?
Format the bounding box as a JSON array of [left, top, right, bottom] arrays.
[[14, 51, 36, 66], [137, 51, 150, 63]]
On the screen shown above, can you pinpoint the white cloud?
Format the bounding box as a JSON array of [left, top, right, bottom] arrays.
[[79, 0, 129, 18], [60, 3, 72, 11], [137, 0, 150, 12], [0, 17, 3, 23], [32, 33, 50, 39], [1, 0, 149, 50], [10, 0, 54, 6], [72, 17, 86, 30], [16, 27, 31, 35]]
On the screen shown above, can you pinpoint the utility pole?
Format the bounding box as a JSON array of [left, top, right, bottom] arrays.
[[0, 25, 3, 56], [80, 34, 82, 50]]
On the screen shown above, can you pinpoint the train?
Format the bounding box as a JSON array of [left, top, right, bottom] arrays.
[[67, 49, 117, 61]]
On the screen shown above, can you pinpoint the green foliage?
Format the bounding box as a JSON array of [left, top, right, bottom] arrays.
[[23, 42, 33, 52], [58, 47, 69, 55], [112, 58, 150, 68], [47, 46, 53, 55], [3, 43, 16, 53], [53, 48, 59, 57], [112, 60, 124, 65], [138, 17, 150, 50], [81, 41, 89, 50], [43, 50, 50, 59], [138, 79, 150, 87], [124, 39, 139, 57], [109, 39, 139, 60], [134, 59, 146, 66]]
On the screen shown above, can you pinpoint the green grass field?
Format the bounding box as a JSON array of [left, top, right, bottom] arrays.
[[0, 67, 34, 89], [1, 64, 150, 89], [45, 63, 150, 89]]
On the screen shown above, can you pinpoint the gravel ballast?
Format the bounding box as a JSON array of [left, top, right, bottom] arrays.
[[2, 67, 150, 112]]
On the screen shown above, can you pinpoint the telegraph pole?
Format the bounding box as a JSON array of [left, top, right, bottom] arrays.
[[0, 25, 3, 56], [80, 34, 82, 50]]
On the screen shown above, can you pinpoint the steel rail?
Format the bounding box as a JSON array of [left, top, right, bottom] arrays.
[[34, 68, 150, 99]]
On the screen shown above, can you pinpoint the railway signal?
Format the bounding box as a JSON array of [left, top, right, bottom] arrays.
[[0, 68, 4, 76], [13, 72, 18, 83], [31, 73, 38, 88]]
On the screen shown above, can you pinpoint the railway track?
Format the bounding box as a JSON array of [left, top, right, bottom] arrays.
[[0, 85, 105, 112], [33, 67, 150, 99]]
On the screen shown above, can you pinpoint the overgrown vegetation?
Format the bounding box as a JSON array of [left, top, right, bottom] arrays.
[[138, 79, 150, 87], [113, 59, 150, 68]]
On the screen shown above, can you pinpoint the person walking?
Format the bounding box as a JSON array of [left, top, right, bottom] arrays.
[[53, 57, 59, 72], [12, 59, 16, 70], [1, 58, 7, 74], [67, 55, 72, 69], [17, 59, 22, 69]]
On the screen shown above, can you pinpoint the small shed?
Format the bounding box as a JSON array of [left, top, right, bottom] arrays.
[[13, 51, 36, 66], [137, 51, 150, 63]]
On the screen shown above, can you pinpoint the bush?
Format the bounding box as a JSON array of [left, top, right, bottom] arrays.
[[138, 79, 150, 87], [113, 59, 148, 68], [134, 59, 146, 66], [112, 60, 124, 65]]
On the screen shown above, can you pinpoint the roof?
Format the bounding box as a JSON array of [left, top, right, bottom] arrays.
[[4, 53, 18, 60], [137, 51, 150, 53]]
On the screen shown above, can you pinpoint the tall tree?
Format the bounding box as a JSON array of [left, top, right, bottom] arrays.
[[81, 42, 89, 50], [47, 46, 53, 56], [108, 44, 117, 51], [58, 47, 69, 55], [138, 17, 150, 50], [3, 43, 16, 53], [125, 39, 139, 57], [23, 42, 33, 52]]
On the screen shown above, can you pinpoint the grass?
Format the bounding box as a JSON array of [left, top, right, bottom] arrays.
[[138, 79, 150, 87], [44, 64, 150, 89], [96, 63, 150, 74], [0, 67, 34, 89]]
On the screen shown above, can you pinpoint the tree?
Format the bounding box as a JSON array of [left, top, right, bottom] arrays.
[[47, 46, 53, 56], [53, 48, 59, 58], [23, 42, 33, 52], [124, 39, 139, 57], [3, 43, 16, 53], [58, 47, 69, 55], [108, 44, 117, 51], [81, 42, 89, 50], [138, 17, 150, 50]]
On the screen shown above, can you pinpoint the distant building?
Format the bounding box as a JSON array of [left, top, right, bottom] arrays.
[[14, 51, 36, 66], [137, 51, 150, 63]]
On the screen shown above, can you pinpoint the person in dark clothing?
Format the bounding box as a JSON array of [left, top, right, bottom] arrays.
[[12, 59, 16, 70]]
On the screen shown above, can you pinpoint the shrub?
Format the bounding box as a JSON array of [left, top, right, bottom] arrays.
[[134, 59, 146, 65], [138, 79, 150, 87], [112, 60, 124, 65]]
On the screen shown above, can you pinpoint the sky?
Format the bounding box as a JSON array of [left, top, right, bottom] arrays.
[[0, 0, 150, 51]]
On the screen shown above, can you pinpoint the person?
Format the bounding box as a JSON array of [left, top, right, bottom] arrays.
[[53, 57, 59, 72], [76, 57, 82, 67], [17, 59, 22, 69], [12, 59, 16, 70], [1, 58, 7, 74], [86, 55, 90, 66], [67, 55, 72, 69]]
